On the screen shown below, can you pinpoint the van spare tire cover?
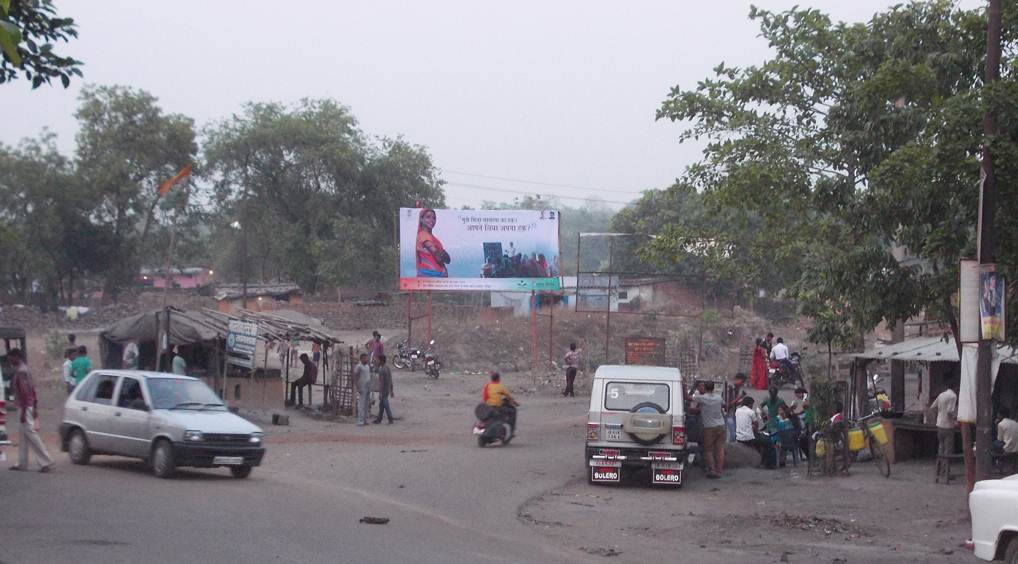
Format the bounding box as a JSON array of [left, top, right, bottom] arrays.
[[625, 402, 669, 445]]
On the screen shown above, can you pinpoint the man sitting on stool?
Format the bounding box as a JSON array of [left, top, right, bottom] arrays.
[[289, 353, 318, 407]]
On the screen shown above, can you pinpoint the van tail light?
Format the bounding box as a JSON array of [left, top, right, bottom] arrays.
[[586, 423, 600, 441], [672, 425, 686, 446]]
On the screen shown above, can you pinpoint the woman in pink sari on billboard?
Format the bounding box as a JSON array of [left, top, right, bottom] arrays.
[[416, 208, 451, 277]]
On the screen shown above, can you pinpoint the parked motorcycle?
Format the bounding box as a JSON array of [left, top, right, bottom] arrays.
[[473, 401, 516, 447], [392, 339, 422, 371], [424, 340, 440, 379], [768, 351, 805, 389]]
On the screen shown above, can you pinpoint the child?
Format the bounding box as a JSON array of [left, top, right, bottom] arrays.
[[63, 347, 77, 394]]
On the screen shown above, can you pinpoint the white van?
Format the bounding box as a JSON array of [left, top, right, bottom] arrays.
[[585, 365, 686, 487]]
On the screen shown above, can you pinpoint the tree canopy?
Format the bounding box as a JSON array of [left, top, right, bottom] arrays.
[[650, 1, 1018, 346], [0, 0, 81, 88]]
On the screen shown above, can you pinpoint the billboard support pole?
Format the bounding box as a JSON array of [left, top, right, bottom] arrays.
[[407, 291, 413, 355], [549, 297, 554, 369], [427, 291, 433, 343], [530, 291, 538, 378], [605, 237, 614, 364]]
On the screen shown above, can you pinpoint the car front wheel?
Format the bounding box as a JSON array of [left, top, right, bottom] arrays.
[[68, 429, 91, 465], [151, 440, 176, 479], [230, 465, 253, 479]]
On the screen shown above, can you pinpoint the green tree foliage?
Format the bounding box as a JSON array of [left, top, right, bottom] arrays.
[[203, 100, 445, 291], [74, 85, 198, 298], [0, 134, 114, 302], [654, 2, 1018, 346], [0, 0, 82, 88]]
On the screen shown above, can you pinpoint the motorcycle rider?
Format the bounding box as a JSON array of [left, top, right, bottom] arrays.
[[769, 337, 795, 383], [482, 372, 519, 433]]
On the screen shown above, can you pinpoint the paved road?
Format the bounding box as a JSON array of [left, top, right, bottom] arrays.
[[0, 371, 592, 564]]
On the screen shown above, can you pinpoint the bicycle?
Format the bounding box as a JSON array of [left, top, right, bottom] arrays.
[[808, 411, 890, 479]]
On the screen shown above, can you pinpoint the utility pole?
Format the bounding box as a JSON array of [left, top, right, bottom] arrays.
[[974, 0, 1002, 484]]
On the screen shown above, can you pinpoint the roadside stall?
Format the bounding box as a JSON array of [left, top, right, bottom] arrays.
[[99, 307, 342, 408], [850, 335, 1018, 464]]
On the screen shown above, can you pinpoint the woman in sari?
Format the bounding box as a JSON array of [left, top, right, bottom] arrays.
[[416, 208, 450, 277], [750, 337, 769, 390]]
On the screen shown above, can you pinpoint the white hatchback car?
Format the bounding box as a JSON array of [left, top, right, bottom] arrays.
[[970, 474, 1018, 562], [585, 365, 686, 487], [60, 370, 265, 479]]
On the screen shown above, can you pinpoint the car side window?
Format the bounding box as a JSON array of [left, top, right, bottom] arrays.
[[74, 374, 99, 402], [92, 375, 118, 405], [117, 377, 146, 410]]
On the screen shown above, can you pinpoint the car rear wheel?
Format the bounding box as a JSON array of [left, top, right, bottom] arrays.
[[230, 465, 253, 479], [68, 429, 91, 465], [499, 422, 513, 446], [151, 440, 176, 479]]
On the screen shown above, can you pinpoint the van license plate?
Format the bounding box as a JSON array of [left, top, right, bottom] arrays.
[[591, 467, 621, 483], [213, 456, 244, 466], [606, 429, 622, 441], [652, 469, 682, 485]]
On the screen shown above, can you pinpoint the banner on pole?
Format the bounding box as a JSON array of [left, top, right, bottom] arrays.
[[399, 208, 561, 292], [960, 260, 981, 343], [226, 320, 258, 369], [979, 264, 1006, 341]]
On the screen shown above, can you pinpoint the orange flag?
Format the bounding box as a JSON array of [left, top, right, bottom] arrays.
[[157, 164, 193, 196]]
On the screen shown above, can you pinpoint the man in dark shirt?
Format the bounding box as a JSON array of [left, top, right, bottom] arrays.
[[289, 353, 318, 407], [374, 354, 395, 424], [8, 349, 54, 472]]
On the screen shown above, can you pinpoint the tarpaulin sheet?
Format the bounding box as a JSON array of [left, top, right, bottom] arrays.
[[958, 343, 1000, 423]]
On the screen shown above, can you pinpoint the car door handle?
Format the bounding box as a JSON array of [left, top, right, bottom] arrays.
[[114, 411, 122, 417], [80, 406, 88, 412]]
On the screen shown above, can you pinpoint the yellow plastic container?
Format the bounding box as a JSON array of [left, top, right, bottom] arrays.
[[847, 428, 865, 451], [869, 421, 889, 445], [815, 438, 828, 457]]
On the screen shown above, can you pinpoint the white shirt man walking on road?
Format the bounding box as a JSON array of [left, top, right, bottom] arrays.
[[355, 353, 372, 427]]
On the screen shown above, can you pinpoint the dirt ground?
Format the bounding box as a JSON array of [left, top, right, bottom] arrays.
[[8, 352, 977, 564]]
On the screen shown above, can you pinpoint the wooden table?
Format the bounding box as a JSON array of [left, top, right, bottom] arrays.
[[883, 419, 953, 465]]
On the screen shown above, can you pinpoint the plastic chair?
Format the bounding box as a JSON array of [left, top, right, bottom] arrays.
[[778, 428, 801, 467]]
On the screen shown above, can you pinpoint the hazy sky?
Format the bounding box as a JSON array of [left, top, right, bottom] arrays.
[[3, 0, 982, 208]]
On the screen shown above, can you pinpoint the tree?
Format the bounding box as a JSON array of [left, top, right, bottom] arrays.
[[74, 85, 197, 299], [0, 0, 82, 88], [654, 2, 1018, 346], [204, 99, 445, 291]]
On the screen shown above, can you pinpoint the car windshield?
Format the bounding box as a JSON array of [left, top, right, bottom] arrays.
[[148, 378, 224, 410], [604, 382, 670, 412]]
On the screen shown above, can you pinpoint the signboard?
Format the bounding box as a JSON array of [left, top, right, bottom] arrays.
[[624, 337, 666, 366], [399, 208, 561, 292], [226, 320, 258, 369], [980, 264, 1006, 341], [959, 260, 980, 343]]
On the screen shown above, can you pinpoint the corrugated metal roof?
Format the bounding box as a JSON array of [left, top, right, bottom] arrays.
[[853, 335, 1018, 365]]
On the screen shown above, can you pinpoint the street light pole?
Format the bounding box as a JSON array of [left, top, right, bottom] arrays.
[[974, 0, 1002, 484]]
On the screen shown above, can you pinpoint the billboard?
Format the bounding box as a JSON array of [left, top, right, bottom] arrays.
[[399, 208, 561, 292], [980, 264, 1006, 341]]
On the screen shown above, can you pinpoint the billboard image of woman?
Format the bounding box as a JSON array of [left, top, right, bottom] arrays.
[[416, 208, 450, 278]]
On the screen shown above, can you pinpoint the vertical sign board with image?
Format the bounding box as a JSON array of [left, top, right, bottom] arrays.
[[227, 320, 258, 369]]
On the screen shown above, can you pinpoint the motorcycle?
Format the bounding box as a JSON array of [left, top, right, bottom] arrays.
[[473, 401, 516, 447], [392, 339, 422, 371], [768, 351, 804, 389], [424, 340, 440, 379]]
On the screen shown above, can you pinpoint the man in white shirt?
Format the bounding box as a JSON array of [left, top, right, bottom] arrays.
[[770, 338, 789, 362], [996, 408, 1018, 454], [929, 381, 958, 458], [735, 397, 771, 468]]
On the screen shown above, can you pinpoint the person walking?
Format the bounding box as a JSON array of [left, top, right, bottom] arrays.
[[692, 381, 726, 478], [289, 353, 318, 407], [355, 353, 372, 426], [373, 354, 395, 424], [7, 349, 54, 473], [367, 331, 384, 370], [563, 343, 581, 397], [311, 341, 322, 366], [71, 345, 92, 386]]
